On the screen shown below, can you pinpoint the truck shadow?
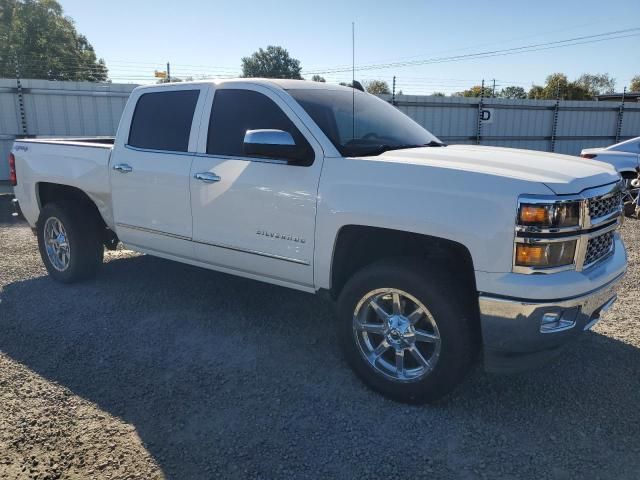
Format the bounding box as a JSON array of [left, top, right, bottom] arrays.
[[1, 253, 639, 477]]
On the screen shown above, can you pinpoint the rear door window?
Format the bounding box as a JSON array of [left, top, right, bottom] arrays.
[[128, 90, 200, 152]]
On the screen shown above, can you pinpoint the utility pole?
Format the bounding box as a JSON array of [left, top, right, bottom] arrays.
[[492, 78, 496, 97], [167, 62, 171, 83], [392, 76, 396, 106]]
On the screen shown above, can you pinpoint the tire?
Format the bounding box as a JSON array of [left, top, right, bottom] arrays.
[[622, 173, 639, 218], [337, 258, 476, 403], [36, 202, 104, 283]]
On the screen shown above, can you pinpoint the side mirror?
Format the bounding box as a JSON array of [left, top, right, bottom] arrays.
[[243, 129, 304, 162]]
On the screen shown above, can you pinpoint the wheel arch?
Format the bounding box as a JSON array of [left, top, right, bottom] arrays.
[[329, 225, 477, 300], [36, 182, 118, 248]]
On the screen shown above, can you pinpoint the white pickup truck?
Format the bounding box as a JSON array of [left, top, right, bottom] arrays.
[[9, 79, 627, 403]]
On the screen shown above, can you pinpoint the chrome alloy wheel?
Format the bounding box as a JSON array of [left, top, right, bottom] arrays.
[[44, 217, 70, 271], [353, 288, 441, 382]]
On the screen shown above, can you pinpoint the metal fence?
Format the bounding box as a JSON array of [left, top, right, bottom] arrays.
[[0, 79, 137, 180], [380, 94, 640, 155], [1, 78, 639, 180]]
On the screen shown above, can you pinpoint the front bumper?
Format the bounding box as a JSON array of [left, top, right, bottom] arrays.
[[479, 273, 623, 373]]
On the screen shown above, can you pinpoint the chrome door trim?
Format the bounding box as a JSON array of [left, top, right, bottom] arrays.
[[194, 152, 289, 165], [116, 223, 191, 241], [193, 238, 310, 265], [115, 223, 310, 266], [124, 144, 195, 156]]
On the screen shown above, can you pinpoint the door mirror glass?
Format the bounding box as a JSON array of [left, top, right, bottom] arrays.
[[243, 129, 304, 162]]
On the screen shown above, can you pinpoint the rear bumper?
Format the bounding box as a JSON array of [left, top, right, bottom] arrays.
[[479, 272, 623, 373]]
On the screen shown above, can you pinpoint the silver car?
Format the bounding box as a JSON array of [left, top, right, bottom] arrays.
[[582, 137, 640, 214]]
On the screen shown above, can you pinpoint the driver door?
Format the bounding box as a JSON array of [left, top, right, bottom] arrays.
[[189, 85, 324, 289]]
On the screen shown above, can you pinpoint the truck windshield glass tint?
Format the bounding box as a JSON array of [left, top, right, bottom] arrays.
[[207, 89, 313, 162], [287, 89, 441, 157], [128, 90, 200, 152]]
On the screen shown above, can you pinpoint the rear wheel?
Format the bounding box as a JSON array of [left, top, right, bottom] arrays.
[[37, 202, 104, 283], [338, 258, 476, 403]]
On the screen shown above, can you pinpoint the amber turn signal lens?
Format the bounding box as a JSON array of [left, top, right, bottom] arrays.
[[518, 202, 580, 228], [519, 205, 551, 225], [515, 244, 546, 266], [515, 241, 576, 268]]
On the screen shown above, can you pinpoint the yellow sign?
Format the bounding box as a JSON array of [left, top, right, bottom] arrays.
[[154, 70, 167, 78]]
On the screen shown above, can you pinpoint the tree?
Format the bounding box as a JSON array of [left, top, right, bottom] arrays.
[[527, 85, 544, 99], [310, 74, 325, 82], [575, 73, 615, 96], [364, 79, 390, 95], [454, 85, 492, 97], [0, 0, 108, 81], [499, 86, 526, 99], [630, 75, 640, 93], [431, 92, 445, 97], [538, 73, 591, 100], [241, 45, 302, 79], [526, 73, 591, 100]]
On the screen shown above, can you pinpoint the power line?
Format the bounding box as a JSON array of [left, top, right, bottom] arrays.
[[303, 28, 640, 74]]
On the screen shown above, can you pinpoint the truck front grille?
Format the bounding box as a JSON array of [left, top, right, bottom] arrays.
[[588, 192, 622, 220], [585, 231, 614, 266]]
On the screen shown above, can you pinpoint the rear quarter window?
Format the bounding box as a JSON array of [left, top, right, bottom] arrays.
[[128, 90, 200, 152]]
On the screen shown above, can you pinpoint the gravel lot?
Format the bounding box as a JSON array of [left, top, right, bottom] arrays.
[[0, 193, 639, 480]]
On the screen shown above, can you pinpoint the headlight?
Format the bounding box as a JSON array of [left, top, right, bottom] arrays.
[[518, 201, 580, 228], [515, 240, 576, 268]]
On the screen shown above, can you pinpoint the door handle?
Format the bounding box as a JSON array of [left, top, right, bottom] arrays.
[[194, 172, 221, 183], [113, 163, 133, 173]]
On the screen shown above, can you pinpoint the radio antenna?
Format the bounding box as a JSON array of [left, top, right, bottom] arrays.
[[352, 21, 355, 141]]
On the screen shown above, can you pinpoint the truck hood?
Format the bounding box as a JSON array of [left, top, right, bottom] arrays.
[[374, 144, 619, 195]]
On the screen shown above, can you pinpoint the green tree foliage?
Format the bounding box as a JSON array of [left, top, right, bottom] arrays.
[[241, 45, 302, 79], [530, 73, 591, 100], [499, 86, 526, 99], [575, 73, 615, 96], [364, 79, 390, 95], [310, 74, 325, 82], [454, 85, 492, 97], [527, 85, 545, 99], [431, 92, 445, 97], [0, 0, 108, 81], [629, 75, 640, 93]]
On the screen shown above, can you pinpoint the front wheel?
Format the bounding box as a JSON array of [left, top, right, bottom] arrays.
[[337, 259, 476, 403], [36, 202, 104, 283]]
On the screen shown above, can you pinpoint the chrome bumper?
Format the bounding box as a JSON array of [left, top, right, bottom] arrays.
[[479, 273, 623, 373]]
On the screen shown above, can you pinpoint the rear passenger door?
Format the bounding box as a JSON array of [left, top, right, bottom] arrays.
[[111, 86, 207, 258]]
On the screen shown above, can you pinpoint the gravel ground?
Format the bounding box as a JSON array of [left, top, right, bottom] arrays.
[[0, 194, 639, 480]]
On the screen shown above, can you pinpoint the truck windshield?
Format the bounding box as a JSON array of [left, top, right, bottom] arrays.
[[287, 88, 443, 157]]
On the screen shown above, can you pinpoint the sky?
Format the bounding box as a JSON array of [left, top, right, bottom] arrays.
[[59, 0, 640, 95]]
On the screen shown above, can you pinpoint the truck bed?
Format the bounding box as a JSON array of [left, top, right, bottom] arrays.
[[11, 138, 115, 228]]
